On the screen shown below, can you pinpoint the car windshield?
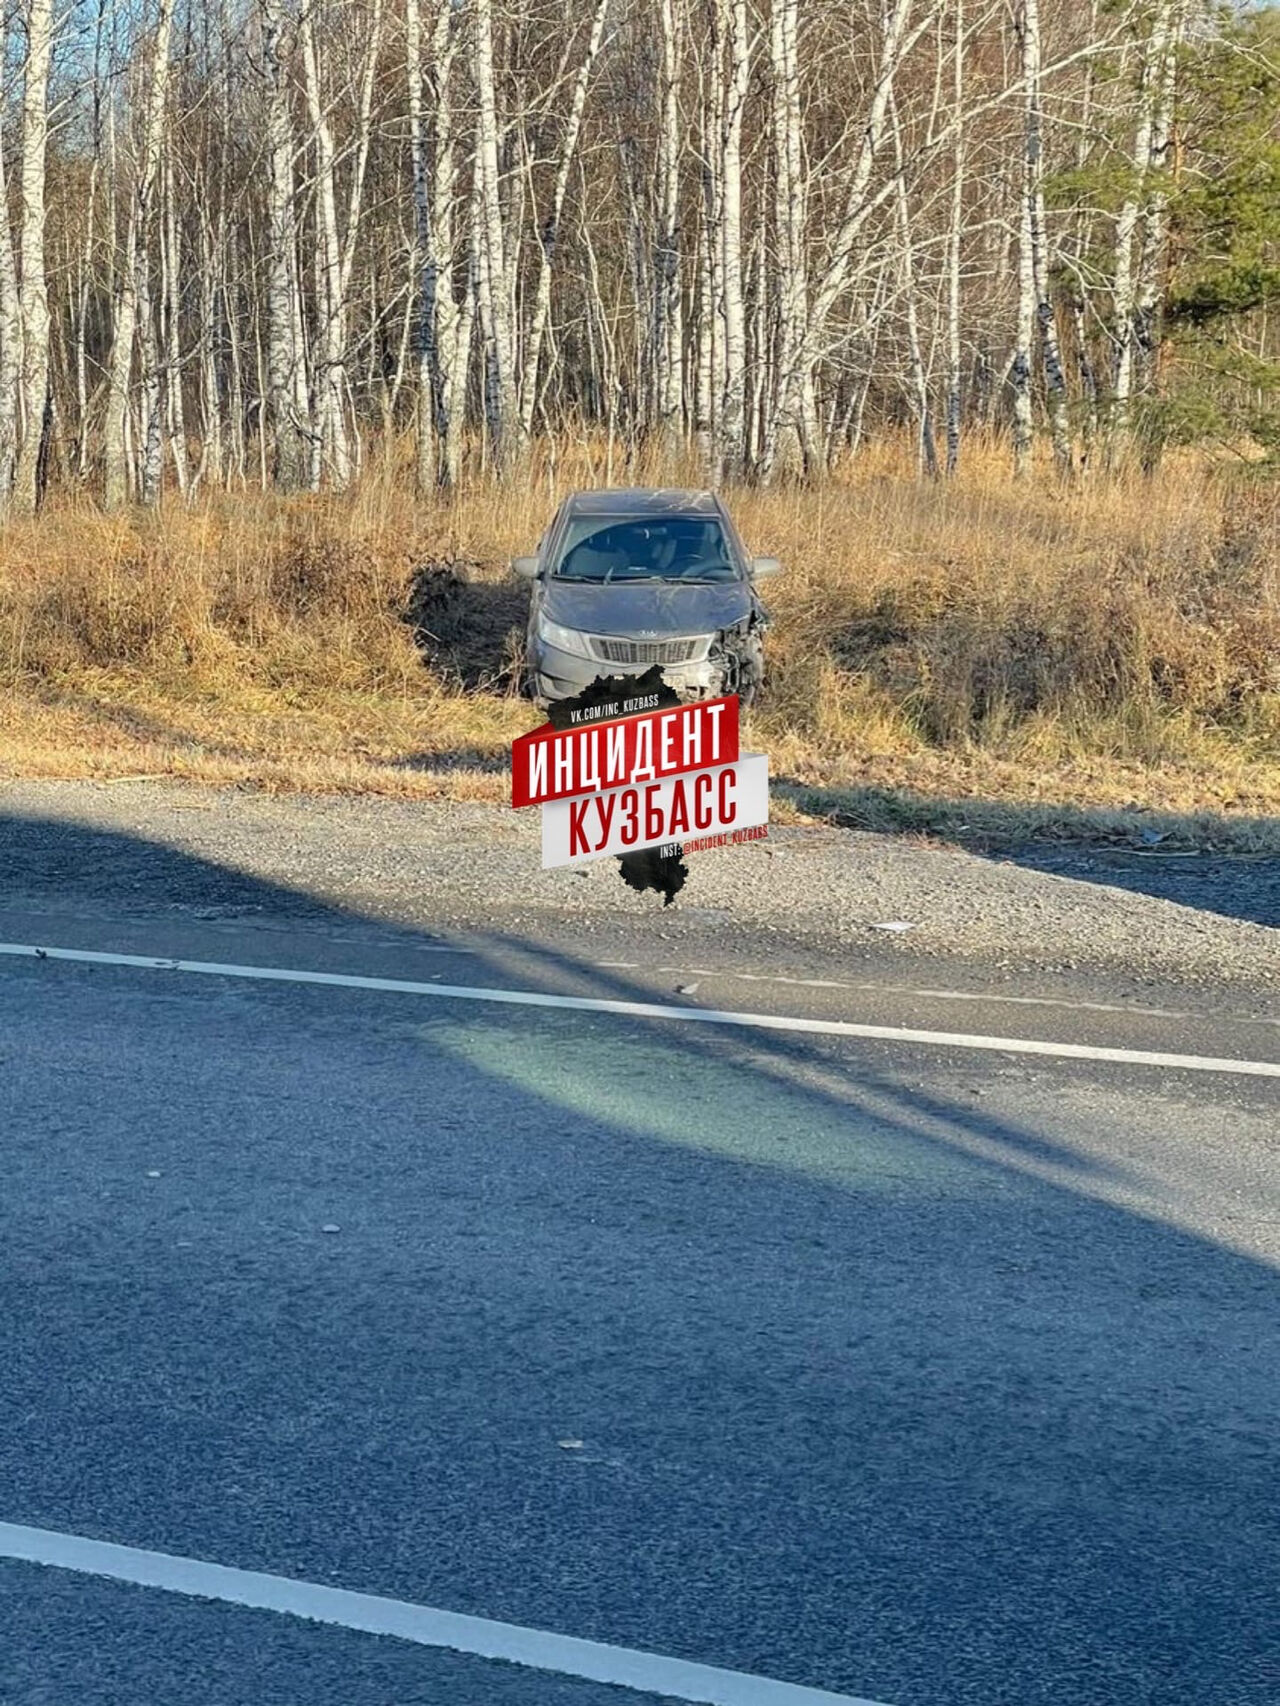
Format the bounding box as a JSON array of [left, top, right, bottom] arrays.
[[552, 515, 740, 583]]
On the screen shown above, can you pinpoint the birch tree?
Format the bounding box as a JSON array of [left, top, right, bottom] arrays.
[[12, 0, 56, 514], [760, 0, 810, 482], [1011, 133, 1035, 473], [472, 0, 521, 475], [261, 0, 312, 490], [715, 0, 750, 480], [944, 0, 964, 475], [135, 0, 176, 506], [0, 9, 22, 510], [162, 151, 188, 496], [694, 26, 726, 475], [890, 89, 937, 477], [406, 0, 465, 489], [1111, 0, 1176, 450], [301, 0, 351, 488], [653, 0, 685, 457], [1131, 0, 1183, 410], [1019, 0, 1071, 477]]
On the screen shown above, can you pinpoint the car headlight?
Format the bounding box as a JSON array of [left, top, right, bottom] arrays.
[[537, 614, 594, 659]]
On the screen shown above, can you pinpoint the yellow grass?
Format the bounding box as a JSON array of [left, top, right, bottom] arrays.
[[1, 435, 1277, 849]]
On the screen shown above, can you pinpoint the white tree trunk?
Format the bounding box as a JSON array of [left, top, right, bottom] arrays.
[[301, 0, 351, 488], [12, 0, 56, 513], [696, 8, 727, 480], [137, 197, 164, 505], [716, 0, 749, 481], [891, 92, 937, 478], [1069, 0, 1101, 471], [472, 0, 521, 476], [225, 226, 247, 484], [747, 215, 768, 469], [1011, 129, 1035, 475], [137, 0, 175, 509], [1021, 0, 1071, 477], [0, 8, 23, 510], [694, 209, 716, 473], [444, 176, 480, 488], [261, 0, 311, 490], [406, 0, 461, 489], [159, 150, 188, 497], [102, 0, 173, 510], [196, 202, 224, 491], [104, 214, 139, 508], [944, 0, 963, 476], [759, 0, 811, 483], [1132, 0, 1182, 412], [1111, 0, 1175, 446], [653, 0, 685, 459]]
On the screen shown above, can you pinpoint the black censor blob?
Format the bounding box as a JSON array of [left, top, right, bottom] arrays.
[[618, 845, 688, 907], [549, 669, 689, 904]]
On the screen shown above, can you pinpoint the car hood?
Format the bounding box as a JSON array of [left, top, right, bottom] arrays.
[[542, 579, 751, 637]]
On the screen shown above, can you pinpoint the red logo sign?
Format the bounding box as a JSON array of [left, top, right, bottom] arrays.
[[511, 695, 740, 810]]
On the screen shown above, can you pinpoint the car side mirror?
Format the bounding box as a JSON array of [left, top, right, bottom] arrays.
[[512, 555, 541, 580], [751, 555, 783, 580]]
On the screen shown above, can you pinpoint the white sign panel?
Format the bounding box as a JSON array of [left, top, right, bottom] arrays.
[[541, 753, 769, 869]]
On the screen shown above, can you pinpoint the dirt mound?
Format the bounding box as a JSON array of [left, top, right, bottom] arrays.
[[405, 560, 530, 692]]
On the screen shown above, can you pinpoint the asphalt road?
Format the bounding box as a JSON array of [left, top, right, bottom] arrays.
[[1, 801, 1278, 1706]]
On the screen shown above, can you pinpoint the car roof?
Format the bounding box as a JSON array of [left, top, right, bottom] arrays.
[[562, 488, 722, 517]]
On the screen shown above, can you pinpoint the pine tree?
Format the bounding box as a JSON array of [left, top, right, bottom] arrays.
[[1156, 9, 1280, 462]]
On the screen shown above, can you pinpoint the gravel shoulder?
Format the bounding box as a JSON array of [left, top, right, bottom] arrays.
[[0, 780, 1274, 1003]]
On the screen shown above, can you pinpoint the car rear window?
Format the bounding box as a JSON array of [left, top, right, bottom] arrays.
[[552, 515, 740, 583]]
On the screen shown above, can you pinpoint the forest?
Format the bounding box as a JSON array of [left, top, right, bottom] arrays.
[[0, 0, 1275, 505]]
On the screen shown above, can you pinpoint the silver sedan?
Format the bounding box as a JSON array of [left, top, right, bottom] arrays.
[[513, 488, 781, 708]]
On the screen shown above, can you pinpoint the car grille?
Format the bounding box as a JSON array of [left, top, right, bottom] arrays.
[[590, 636, 704, 666]]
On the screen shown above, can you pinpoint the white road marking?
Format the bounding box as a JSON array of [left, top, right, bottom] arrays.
[[38, 908, 1269, 1026], [206, 927, 1274, 1028], [650, 966, 1277, 1027], [1, 938, 1277, 1078], [0, 1522, 886, 1706], [304, 937, 1258, 1026]]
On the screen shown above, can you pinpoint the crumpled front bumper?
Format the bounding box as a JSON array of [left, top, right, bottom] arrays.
[[532, 640, 728, 706]]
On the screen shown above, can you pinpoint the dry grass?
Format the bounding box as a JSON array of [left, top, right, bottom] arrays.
[[2, 435, 1278, 850]]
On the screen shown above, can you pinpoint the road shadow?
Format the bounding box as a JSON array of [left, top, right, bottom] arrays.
[[777, 778, 1280, 930], [0, 805, 1277, 1706]]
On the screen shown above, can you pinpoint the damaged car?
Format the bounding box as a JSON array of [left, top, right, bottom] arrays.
[[512, 488, 781, 708]]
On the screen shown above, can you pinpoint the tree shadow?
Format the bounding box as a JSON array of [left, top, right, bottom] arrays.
[[0, 805, 1277, 1706], [29, 689, 260, 766], [1004, 840, 1280, 930], [777, 778, 1280, 930]]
